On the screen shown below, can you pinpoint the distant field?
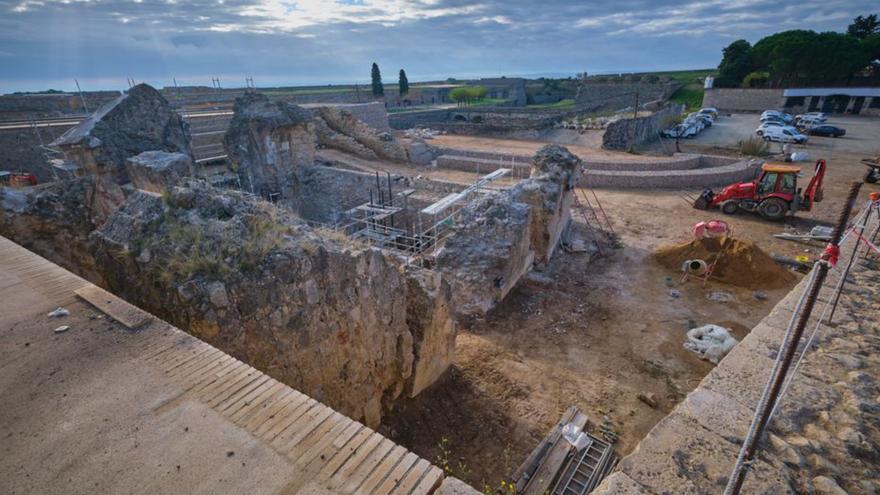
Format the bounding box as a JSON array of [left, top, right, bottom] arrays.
[[638, 69, 717, 110], [527, 98, 575, 109]]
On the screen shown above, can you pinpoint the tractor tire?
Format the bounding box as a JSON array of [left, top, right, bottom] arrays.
[[721, 201, 738, 214], [758, 198, 788, 221]]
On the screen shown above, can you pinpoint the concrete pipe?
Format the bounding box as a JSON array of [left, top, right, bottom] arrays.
[[681, 259, 708, 276]]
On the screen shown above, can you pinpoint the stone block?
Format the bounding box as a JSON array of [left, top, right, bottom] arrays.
[[435, 476, 482, 495], [618, 411, 796, 494], [125, 151, 194, 194], [590, 472, 655, 494]]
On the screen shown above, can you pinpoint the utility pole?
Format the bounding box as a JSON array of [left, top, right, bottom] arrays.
[[74, 79, 90, 114]]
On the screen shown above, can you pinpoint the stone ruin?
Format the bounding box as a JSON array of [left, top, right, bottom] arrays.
[[0, 83, 581, 426]]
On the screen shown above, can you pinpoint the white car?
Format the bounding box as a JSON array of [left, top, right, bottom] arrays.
[[698, 107, 719, 118], [663, 124, 697, 139], [760, 111, 793, 123], [756, 122, 798, 136], [796, 114, 827, 126], [761, 126, 807, 144], [684, 118, 705, 133]]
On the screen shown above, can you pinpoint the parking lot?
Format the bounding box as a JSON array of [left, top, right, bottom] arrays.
[[680, 112, 879, 155]]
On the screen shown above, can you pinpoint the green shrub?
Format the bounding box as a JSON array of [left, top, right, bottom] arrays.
[[741, 71, 770, 88]]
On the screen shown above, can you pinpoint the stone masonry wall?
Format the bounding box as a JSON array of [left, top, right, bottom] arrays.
[[576, 82, 680, 111], [702, 88, 785, 112], [594, 209, 880, 494], [602, 104, 684, 151]]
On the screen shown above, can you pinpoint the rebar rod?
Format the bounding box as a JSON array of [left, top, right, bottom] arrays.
[[827, 204, 872, 322], [724, 181, 861, 495]]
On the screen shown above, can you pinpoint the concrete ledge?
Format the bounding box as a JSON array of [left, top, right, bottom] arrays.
[[581, 160, 758, 189]]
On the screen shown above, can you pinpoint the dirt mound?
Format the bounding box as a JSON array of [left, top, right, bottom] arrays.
[[654, 236, 797, 290]]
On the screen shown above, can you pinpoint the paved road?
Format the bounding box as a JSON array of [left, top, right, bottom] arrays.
[[686, 113, 880, 155]]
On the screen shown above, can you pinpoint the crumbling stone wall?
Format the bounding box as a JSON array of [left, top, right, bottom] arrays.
[[435, 145, 581, 319], [312, 106, 407, 161], [223, 92, 315, 200], [51, 84, 191, 183], [515, 146, 580, 266], [0, 177, 104, 283], [602, 104, 684, 151], [84, 181, 454, 426]]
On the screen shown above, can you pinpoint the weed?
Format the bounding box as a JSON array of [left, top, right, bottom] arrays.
[[740, 136, 771, 157]]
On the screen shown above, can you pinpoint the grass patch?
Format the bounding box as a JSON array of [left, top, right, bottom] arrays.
[[528, 98, 575, 109], [649, 69, 717, 111], [669, 86, 706, 110], [460, 97, 510, 107]]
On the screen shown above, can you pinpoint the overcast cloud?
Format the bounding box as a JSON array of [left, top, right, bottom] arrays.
[[0, 0, 876, 92]]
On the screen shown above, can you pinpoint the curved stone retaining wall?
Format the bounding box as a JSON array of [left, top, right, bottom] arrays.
[[433, 147, 748, 189], [581, 159, 758, 188]]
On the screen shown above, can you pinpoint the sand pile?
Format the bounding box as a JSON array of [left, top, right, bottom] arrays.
[[654, 237, 797, 289]]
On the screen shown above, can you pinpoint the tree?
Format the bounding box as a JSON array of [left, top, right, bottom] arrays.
[[398, 69, 409, 96], [741, 71, 770, 88], [449, 86, 488, 106], [848, 14, 880, 39], [371, 62, 384, 97], [716, 39, 753, 87]]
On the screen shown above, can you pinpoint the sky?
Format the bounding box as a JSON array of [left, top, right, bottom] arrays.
[[0, 0, 877, 93]]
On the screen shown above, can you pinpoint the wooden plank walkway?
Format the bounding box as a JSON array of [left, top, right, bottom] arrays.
[[0, 235, 446, 495]]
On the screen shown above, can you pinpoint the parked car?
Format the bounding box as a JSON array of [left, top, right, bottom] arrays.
[[756, 122, 798, 136], [662, 124, 697, 139], [688, 113, 713, 127], [761, 110, 793, 123], [761, 126, 808, 144], [797, 112, 828, 119], [795, 114, 827, 126], [805, 125, 846, 137], [698, 107, 719, 118]]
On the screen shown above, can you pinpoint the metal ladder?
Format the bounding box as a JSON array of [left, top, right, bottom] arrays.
[[553, 434, 618, 495]]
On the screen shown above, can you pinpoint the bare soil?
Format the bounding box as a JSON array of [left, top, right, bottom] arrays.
[[379, 124, 880, 489]]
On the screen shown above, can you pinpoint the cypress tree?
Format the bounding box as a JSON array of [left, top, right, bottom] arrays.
[[371, 62, 384, 97], [398, 69, 409, 96]]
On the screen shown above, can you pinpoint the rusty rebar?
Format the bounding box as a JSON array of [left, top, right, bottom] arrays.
[[725, 181, 862, 495]]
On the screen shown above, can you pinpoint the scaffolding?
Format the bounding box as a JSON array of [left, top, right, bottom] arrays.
[[316, 168, 512, 265]]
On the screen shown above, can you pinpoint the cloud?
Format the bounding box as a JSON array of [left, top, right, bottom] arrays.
[[0, 0, 872, 92]]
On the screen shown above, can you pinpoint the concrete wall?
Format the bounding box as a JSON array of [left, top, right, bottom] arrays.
[[703, 88, 785, 112], [602, 104, 684, 151]]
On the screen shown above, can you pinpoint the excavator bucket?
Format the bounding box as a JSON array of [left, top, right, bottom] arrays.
[[693, 189, 713, 210]]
